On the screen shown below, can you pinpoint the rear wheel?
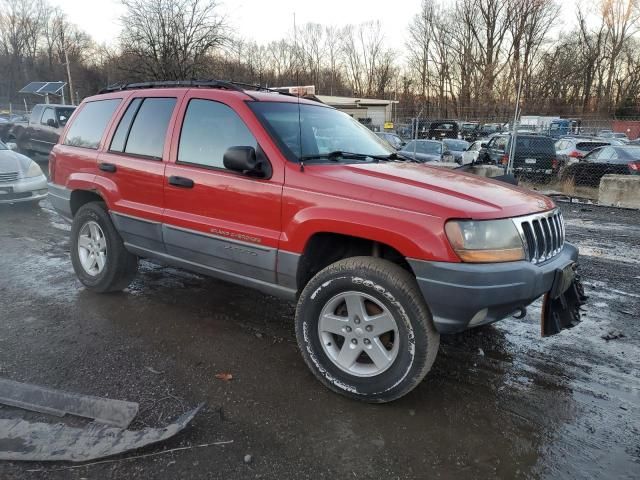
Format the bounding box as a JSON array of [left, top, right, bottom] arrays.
[[295, 257, 439, 403], [70, 202, 138, 292]]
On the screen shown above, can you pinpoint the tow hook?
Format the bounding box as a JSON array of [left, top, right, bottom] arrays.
[[512, 307, 527, 319]]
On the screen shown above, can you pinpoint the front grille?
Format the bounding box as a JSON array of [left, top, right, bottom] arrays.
[[515, 209, 565, 264], [0, 172, 19, 183]]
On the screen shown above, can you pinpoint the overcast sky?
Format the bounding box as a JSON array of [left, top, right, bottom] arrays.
[[49, 0, 578, 52]]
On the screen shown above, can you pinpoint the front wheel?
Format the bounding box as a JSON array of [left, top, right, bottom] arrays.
[[70, 201, 138, 292], [295, 257, 439, 403]]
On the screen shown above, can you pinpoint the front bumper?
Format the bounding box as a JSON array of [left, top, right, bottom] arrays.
[[408, 243, 579, 334], [0, 175, 48, 204]]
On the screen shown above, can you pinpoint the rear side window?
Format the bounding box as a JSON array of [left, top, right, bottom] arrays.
[[118, 98, 176, 159], [64, 99, 121, 149], [178, 99, 257, 169], [110, 98, 143, 152]]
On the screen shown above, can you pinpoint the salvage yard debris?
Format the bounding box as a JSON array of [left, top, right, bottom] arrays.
[[0, 405, 203, 462], [0, 378, 138, 428], [215, 373, 233, 382], [0, 377, 206, 462]]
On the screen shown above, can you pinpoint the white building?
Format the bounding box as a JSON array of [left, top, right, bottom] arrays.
[[273, 86, 396, 130], [314, 95, 397, 130]]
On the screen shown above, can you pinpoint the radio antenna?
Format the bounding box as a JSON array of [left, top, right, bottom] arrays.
[[294, 12, 304, 172]]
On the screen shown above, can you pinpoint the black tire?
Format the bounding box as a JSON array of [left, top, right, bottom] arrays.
[[295, 257, 439, 403], [70, 201, 138, 292]]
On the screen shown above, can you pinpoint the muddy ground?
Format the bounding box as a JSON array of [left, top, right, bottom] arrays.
[[0, 196, 638, 479]]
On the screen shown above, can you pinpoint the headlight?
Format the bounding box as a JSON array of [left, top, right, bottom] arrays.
[[25, 161, 43, 178], [445, 219, 525, 262]]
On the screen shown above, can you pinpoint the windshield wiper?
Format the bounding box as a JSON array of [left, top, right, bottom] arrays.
[[299, 151, 377, 162], [376, 151, 422, 163]]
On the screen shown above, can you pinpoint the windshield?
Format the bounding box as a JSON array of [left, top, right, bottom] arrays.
[[443, 139, 469, 151], [404, 140, 441, 154], [250, 102, 393, 161]]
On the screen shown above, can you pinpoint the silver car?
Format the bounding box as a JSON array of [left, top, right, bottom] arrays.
[[0, 140, 48, 204]]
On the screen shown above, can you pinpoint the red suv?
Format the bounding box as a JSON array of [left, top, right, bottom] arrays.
[[48, 81, 586, 402]]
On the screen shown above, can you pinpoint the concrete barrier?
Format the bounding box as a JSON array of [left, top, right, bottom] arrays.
[[598, 174, 640, 209], [468, 165, 505, 178]]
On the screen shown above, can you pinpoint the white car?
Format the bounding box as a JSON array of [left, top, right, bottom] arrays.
[[462, 140, 485, 165], [0, 140, 48, 205]]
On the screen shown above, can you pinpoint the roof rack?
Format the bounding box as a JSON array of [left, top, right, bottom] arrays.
[[97, 79, 299, 99], [98, 80, 247, 95]]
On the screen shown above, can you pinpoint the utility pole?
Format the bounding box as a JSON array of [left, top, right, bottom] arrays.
[[64, 48, 75, 105]]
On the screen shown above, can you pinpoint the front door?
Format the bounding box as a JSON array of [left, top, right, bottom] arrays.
[[162, 95, 284, 284]]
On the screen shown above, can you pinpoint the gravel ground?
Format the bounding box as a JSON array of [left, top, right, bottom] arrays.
[[0, 198, 638, 479]]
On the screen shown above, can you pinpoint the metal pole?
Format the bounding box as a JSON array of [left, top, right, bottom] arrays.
[[507, 66, 525, 175], [65, 49, 75, 105]]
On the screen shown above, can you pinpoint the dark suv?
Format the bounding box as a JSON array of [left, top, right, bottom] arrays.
[[481, 134, 558, 176]]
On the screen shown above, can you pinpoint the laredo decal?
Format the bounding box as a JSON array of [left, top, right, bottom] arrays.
[[209, 228, 262, 244]]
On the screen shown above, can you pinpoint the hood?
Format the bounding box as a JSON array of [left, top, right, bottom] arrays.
[[0, 149, 33, 174], [302, 162, 555, 220]]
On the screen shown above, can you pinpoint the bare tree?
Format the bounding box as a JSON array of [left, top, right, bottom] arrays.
[[406, 0, 435, 100], [119, 0, 227, 80]]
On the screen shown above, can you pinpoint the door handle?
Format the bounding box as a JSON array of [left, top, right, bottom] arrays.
[[168, 176, 194, 188], [99, 162, 117, 173]]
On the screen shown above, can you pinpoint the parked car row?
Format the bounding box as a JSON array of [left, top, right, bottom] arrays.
[[0, 104, 76, 158]]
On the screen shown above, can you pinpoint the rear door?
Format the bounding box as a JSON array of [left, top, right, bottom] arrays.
[[97, 92, 183, 252], [162, 93, 284, 284]]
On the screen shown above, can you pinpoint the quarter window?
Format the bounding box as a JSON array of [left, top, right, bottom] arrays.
[[178, 99, 257, 169], [121, 98, 176, 159], [64, 99, 121, 149]]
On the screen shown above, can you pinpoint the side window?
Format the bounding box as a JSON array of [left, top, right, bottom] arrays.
[[178, 99, 257, 169], [121, 98, 176, 159], [41, 108, 56, 126], [110, 98, 143, 153], [587, 149, 601, 160], [64, 99, 121, 149], [494, 137, 507, 152], [598, 147, 615, 161]]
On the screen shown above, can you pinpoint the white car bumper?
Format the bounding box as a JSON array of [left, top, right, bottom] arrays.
[[0, 174, 48, 204]]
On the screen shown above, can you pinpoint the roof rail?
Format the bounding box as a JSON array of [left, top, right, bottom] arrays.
[[98, 80, 247, 95], [97, 79, 306, 100]]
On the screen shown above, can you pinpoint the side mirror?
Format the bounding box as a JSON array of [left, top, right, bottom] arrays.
[[6, 142, 17, 151], [223, 146, 270, 178], [46, 118, 57, 128]]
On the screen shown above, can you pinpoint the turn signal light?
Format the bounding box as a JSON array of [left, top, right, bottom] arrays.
[[501, 154, 509, 165], [568, 151, 583, 158], [629, 161, 640, 172]]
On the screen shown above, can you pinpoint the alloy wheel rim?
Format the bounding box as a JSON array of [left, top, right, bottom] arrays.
[[77, 221, 107, 276], [318, 291, 400, 377]]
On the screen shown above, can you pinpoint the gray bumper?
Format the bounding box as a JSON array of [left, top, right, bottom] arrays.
[[409, 243, 579, 334], [47, 182, 72, 219]]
